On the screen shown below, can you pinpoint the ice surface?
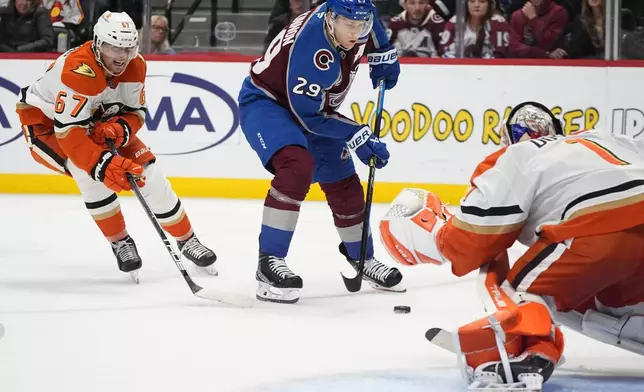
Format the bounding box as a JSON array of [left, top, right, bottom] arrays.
[[1, 195, 643, 392]]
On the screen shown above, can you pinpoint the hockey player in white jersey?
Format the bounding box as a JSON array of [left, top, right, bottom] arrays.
[[15, 11, 217, 281], [379, 101, 644, 390]]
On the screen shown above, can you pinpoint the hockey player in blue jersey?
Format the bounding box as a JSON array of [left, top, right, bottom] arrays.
[[238, 0, 404, 303]]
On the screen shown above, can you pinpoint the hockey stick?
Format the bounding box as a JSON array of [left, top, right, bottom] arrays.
[[107, 140, 253, 307], [341, 79, 386, 292]]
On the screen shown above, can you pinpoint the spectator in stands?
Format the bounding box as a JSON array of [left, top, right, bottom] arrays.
[[563, 0, 604, 58], [508, 0, 568, 58], [264, 0, 310, 50], [430, 0, 454, 20], [150, 14, 175, 54], [42, 0, 90, 50], [441, 0, 511, 58], [0, 0, 54, 52], [388, 0, 439, 57], [373, 0, 404, 21]]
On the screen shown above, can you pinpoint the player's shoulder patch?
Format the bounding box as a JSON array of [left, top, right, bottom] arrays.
[[61, 43, 106, 96], [313, 49, 335, 71], [116, 54, 147, 84], [71, 62, 97, 78], [429, 9, 445, 24]]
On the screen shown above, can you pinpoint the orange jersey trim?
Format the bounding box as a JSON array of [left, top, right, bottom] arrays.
[[61, 42, 107, 96], [438, 218, 521, 277], [56, 127, 104, 174], [540, 195, 644, 243]]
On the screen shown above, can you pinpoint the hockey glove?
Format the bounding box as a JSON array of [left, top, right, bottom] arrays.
[[347, 126, 389, 169], [91, 117, 131, 149], [379, 188, 450, 266], [368, 44, 400, 90], [91, 151, 145, 193]]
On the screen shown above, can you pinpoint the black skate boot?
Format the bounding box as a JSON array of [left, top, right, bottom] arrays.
[[178, 234, 217, 275], [111, 235, 142, 283], [339, 243, 405, 292], [471, 352, 555, 391], [255, 251, 303, 304]]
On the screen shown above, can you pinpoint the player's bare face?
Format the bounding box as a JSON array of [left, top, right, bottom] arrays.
[[100, 43, 136, 75], [468, 0, 489, 19], [405, 0, 429, 24], [332, 16, 367, 49]]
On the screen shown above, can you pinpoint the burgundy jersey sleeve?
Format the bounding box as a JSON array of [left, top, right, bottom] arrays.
[[439, 18, 457, 58], [490, 15, 511, 58], [527, 4, 568, 50], [427, 9, 448, 56]]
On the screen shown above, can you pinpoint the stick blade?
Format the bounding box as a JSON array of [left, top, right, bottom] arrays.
[[425, 327, 456, 353], [194, 286, 254, 308], [341, 272, 362, 292]]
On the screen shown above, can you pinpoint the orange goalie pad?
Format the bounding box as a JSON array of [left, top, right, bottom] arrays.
[[457, 303, 564, 370]]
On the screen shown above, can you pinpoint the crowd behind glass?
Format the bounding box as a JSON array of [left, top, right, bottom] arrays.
[[0, 0, 642, 59]]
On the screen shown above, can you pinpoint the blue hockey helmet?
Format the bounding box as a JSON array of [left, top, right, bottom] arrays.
[[325, 0, 375, 38], [326, 0, 375, 21]]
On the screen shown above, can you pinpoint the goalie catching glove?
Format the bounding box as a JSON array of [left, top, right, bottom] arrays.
[[379, 188, 452, 266]]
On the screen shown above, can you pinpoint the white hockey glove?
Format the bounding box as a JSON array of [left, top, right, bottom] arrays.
[[379, 188, 451, 266]]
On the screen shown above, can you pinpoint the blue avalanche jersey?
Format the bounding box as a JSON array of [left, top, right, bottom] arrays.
[[238, 3, 390, 140]]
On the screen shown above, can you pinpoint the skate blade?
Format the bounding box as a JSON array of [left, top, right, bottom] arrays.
[[129, 270, 140, 284], [197, 265, 218, 276], [256, 283, 300, 304], [368, 281, 406, 293], [195, 287, 254, 308], [468, 376, 543, 391]]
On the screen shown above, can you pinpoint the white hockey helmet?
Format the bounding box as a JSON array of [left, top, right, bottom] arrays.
[[92, 11, 139, 76]]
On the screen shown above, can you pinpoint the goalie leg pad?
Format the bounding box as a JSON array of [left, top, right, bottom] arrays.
[[455, 302, 564, 387], [582, 308, 644, 347]]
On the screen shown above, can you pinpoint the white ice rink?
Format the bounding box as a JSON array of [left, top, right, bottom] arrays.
[[1, 195, 644, 392]]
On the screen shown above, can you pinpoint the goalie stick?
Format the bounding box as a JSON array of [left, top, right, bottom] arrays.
[[107, 140, 253, 308]]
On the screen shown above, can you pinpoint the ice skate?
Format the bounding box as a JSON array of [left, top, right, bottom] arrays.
[[178, 234, 217, 276], [255, 252, 303, 304], [111, 235, 142, 284], [339, 243, 405, 292], [467, 352, 553, 391]]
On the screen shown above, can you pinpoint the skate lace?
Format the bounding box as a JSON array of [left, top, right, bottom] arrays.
[[182, 237, 211, 259], [114, 241, 137, 262], [363, 259, 392, 282], [268, 257, 296, 278]]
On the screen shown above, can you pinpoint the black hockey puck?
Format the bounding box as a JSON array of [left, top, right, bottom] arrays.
[[394, 305, 411, 314]]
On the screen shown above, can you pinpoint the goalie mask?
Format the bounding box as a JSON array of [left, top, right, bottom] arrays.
[[501, 102, 564, 147]]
